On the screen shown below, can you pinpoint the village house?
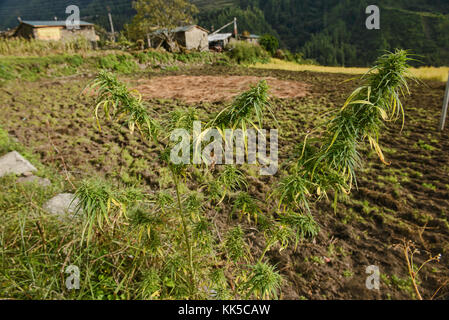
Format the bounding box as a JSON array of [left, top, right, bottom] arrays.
[[208, 33, 233, 50], [150, 25, 209, 52], [241, 33, 260, 45], [13, 20, 98, 43], [208, 32, 260, 51]]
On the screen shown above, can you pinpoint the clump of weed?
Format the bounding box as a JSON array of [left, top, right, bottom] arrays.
[[280, 210, 320, 244], [243, 262, 283, 299], [226, 41, 270, 65], [274, 50, 415, 215], [224, 226, 247, 262]]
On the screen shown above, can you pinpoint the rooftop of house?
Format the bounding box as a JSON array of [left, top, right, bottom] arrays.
[[20, 20, 94, 27], [152, 25, 209, 35], [242, 34, 260, 39], [208, 33, 233, 42]]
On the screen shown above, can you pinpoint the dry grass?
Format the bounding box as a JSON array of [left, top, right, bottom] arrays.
[[0, 37, 93, 56], [252, 58, 449, 82], [410, 66, 449, 82]]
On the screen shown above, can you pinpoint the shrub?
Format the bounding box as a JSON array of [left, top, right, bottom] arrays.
[[276, 49, 316, 65], [280, 211, 320, 242], [259, 34, 279, 56], [226, 41, 270, 65], [98, 54, 138, 73], [67, 54, 84, 67], [244, 262, 283, 299], [224, 226, 246, 262]]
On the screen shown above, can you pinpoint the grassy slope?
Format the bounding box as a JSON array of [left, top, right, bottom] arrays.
[[0, 49, 229, 84], [252, 59, 449, 82]]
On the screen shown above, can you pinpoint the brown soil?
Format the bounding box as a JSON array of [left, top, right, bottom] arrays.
[[134, 75, 310, 103]]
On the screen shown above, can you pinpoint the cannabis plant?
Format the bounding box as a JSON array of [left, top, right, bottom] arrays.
[[275, 49, 415, 213]]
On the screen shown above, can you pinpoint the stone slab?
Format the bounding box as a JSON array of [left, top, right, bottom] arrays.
[[0, 151, 37, 178], [43, 193, 82, 218]]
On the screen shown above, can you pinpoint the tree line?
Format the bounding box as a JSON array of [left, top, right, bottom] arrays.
[[1, 0, 448, 66], [198, 0, 449, 66]]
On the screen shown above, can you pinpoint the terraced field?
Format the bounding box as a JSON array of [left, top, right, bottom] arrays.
[[1, 65, 448, 299]]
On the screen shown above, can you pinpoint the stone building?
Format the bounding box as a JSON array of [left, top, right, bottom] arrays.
[[208, 32, 260, 51], [13, 20, 98, 42], [151, 25, 209, 52], [208, 33, 233, 50], [240, 31, 260, 45]]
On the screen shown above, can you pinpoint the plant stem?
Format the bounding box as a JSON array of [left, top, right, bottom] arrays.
[[259, 238, 276, 263], [404, 245, 423, 300], [173, 172, 196, 296]]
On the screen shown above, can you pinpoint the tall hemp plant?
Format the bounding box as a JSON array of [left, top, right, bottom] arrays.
[[274, 49, 415, 215], [82, 71, 287, 299], [77, 49, 414, 300]]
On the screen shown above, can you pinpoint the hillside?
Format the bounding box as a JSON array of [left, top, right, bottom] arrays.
[[197, 0, 449, 66], [0, 0, 448, 66]]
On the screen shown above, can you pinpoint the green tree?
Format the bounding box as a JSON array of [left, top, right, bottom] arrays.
[[259, 34, 279, 56], [126, 0, 198, 51]]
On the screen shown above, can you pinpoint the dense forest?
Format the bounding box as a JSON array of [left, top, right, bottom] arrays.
[[0, 0, 448, 66], [198, 0, 449, 66]]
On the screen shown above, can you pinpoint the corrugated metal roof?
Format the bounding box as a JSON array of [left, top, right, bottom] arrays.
[[173, 25, 195, 33], [208, 33, 232, 42], [152, 25, 208, 35], [22, 20, 93, 27]]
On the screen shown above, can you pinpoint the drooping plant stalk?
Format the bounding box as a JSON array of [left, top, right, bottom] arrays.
[[275, 49, 416, 213], [87, 71, 197, 294], [258, 226, 290, 263], [173, 173, 195, 288], [211, 79, 274, 131], [206, 80, 276, 156], [86, 72, 285, 299], [317, 49, 415, 184]]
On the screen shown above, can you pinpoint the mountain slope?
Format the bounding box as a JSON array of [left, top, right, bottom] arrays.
[[0, 0, 448, 66], [197, 0, 449, 66]]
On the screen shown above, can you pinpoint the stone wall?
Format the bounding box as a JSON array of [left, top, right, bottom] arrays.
[[185, 27, 208, 51], [60, 26, 98, 42], [14, 24, 97, 43]]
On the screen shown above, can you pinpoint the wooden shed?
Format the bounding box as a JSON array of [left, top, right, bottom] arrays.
[[208, 33, 233, 50], [13, 20, 98, 42], [151, 25, 209, 52]]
